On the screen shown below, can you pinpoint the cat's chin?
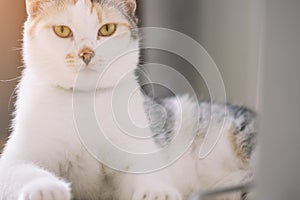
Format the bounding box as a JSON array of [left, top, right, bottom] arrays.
[[28, 63, 138, 93], [54, 70, 124, 92], [55, 83, 109, 93], [55, 79, 108, 93]]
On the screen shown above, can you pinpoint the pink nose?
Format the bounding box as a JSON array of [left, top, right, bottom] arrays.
[[79, 48, 95, 65]]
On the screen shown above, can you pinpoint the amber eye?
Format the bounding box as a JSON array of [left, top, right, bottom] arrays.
[[53, 25, 73, 38], [98, 24, 117, 37]]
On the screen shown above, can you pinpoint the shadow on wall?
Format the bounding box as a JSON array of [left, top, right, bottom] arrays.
[[137, 0, 209, 100], [137, 0, 261, 110], [0, 1, 26, 151]]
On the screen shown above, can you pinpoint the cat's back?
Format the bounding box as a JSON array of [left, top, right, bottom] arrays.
[[145, 95, 257, 160], [145, 95, 257, 191]]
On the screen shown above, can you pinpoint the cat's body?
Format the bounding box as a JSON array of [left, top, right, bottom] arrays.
[[144, 97, 257, 199], [0, 0, 257, 199], [1, 70, 108, 199]]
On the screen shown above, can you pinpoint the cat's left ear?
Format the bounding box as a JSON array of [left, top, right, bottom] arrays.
[[115, 0, 136, 17], [125, 0, 137, 16]]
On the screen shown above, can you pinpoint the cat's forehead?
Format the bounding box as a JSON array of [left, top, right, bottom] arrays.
[[49, 0, 127, 25]]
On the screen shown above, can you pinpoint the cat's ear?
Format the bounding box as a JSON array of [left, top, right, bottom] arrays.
[[125, 0, 137, 16], [114, 0, 136, 17], [25, 0, 46, 18]]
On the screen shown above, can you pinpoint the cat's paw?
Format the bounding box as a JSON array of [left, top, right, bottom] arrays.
[[18, 178, 71, 200], [132, 185, 182, 200]]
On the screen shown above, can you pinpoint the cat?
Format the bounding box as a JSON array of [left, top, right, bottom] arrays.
[[0, 0, 257, 200], [142, 96, 258, 200]]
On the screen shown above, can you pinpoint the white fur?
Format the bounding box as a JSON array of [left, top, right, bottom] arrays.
[[0, 1, 253, 200]]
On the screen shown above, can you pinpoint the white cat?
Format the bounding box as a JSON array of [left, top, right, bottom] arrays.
[[0, 0, 257, 200]]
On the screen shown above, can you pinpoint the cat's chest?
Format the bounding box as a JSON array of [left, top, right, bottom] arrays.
[[61, 150, 108, 199]]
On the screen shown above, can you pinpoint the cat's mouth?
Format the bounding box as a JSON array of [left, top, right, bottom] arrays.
[[66, 59, 104, 73], [79, 65, 99, 72], [65, 63, 98, 72]]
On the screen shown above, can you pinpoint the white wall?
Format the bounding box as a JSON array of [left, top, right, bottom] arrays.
[[197, 0, 263, 109], [258, 0, 300, 199], [139, 0, 263, 110]]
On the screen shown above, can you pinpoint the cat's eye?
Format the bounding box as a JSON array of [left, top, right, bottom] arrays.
[[53, 25, 73, 38], [98, 24, 117, 37]]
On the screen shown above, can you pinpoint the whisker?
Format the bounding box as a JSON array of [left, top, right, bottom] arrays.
[[8, 86, 18, 111], [11, 47, 23, 52], [0, 76, 21, 83]]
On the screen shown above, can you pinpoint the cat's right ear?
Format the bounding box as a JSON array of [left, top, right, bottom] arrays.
[[25, 0, 44, 18]]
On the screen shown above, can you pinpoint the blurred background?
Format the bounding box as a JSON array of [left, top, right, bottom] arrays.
[[0, 1, 26, 149], [138, 0, 262, 110], [1, 1, 300, 199]]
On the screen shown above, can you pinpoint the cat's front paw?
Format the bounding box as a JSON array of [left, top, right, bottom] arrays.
[[18, 178, 71, 200], [132, 185, 182, 200]]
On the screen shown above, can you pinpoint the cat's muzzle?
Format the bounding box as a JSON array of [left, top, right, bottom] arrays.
[[79, 49, 95, 65]]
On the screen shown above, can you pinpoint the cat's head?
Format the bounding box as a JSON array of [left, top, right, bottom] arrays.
[[23, 0, 139, 91]]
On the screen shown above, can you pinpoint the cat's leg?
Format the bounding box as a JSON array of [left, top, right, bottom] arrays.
[[0, 162, 71, 200], [131, 180, 182, 200], [117, 172, 182, 200]]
